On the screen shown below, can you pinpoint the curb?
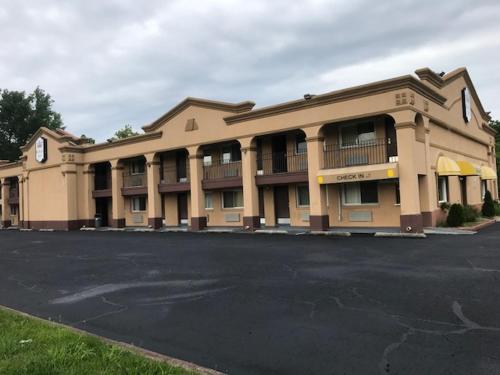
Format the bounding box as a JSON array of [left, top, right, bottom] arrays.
[[374, 232, 427, 239], [458, 218, 496, 232], [0, 304, 225, 375]]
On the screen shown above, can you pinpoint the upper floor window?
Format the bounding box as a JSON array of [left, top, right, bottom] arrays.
[[130, 160, 145, 175], [221, 144, 241, 164], [340, 122, 376, 147], [203, 150, 212, 166], [295, 133, 307, 155]]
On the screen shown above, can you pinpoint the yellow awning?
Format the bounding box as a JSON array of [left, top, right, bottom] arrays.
[[456, 161, 480, 176], [437, 156, 461, 176], [480, 165, 497, 180]]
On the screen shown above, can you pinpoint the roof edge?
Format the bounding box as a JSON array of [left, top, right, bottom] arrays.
[[224, 75, 446, 125], [142, 97, 256, 132]]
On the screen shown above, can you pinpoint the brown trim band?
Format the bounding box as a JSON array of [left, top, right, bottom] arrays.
[[158, 182, 191, 193], [310, 215, 329, 231], [92, 189, 112, 198], [243, 216, 260, 230], [255, 172, 308, 186], [1, 220, 11, 228], [399, 214, 424, 233], [202, 177, 243, 190], [190, 216, 207, 231], [27, 220, 86, 231], [111, 218, 126, 228], [121, 186, 148, 196], [148, 217, 163, 229]]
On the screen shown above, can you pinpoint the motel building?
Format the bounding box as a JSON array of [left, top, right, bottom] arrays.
[[0, 67, 497, 234]]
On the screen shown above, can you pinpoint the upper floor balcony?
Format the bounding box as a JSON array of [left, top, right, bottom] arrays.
[[158, 150, 190, 193], [122, 157, 147, 196], [255, 152, 308, 185], [8, 186, 19, 204], [323, 138, 398, 169], [92, 162, 112, 198], [202, 160, 242, 189]]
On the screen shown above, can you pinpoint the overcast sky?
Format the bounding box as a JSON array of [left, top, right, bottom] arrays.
[[1, 0, 499, 141]]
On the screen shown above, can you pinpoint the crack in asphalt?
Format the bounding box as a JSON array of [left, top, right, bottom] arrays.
[[71, 296, 128, 325]]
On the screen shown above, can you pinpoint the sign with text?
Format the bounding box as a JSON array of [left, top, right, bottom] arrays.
[[462, 87, 471, 123], [35, 137, 47, 163], [318, 166, 398, 184]]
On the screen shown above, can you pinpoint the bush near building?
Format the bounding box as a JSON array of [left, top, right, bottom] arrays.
[[482, 191, 496, 218], [447, 204, 465, 227], [463, 205, 480, 223]]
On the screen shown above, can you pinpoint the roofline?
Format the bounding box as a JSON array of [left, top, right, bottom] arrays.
[[20, 127, 80, 152], [80, 131, 163, 152], [416, 67, 491, 122], [142, 97, 256, 132], [224, 75, 446, 125], [0, 160, 23, 171]]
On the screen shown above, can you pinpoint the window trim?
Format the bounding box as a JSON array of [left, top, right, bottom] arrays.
[[342, 181, 379, 206], [296, 184, 310, 207], [437, 176, 449, 204], [339, 121, 376, 149], [221, 189, 244, 209], [205, 192, 213, 210], [131, 196, 147, 212]]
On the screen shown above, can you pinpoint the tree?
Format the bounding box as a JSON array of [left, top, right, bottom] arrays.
[[79, 134, 95, 144], [0, 87, 63, 161], [447, 203, 465, 227], [110, 124, 140, 141], [489, 119, 500, 193], [482, 190, 495, 218]]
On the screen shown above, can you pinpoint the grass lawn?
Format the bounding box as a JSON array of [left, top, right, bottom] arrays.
[[0, 308, 197, 375]]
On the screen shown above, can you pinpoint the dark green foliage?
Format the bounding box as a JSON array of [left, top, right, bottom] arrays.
[[447, 204, 465, 227], [0, 87, 63, 161], [482, 190, 495, 218], [463, 205, 480, 223], [489, 119, 500, 194]]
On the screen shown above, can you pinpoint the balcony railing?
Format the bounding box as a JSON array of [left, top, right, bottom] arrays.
[[323, 138, 396, 169], [257, 152, 308, 175], [203, 160, 242, 180], [160, 166, 190, 185], [9, 188, 19, 199], [123, 172, 146, 188]]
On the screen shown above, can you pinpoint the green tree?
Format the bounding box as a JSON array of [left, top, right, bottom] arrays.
[[111, 124, 139, 141], [489, 119, 500, 193], [482, 190, 495, 218], [79, 134, 95, 144], [0, 87, 63, 161]]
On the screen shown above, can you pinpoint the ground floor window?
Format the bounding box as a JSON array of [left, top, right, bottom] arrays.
[[205, 192, 213, 209], [296, 185, 310, 207], [10, 205, 18, 215], [131, 196, 147, 212], [437, 176, 448, 203], [342, 181, 378, 205], [222, 189, 243, 209], [481, 180, 488, 200]]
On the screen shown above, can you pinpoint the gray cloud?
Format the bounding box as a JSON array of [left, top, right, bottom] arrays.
[[0, 0, 499, 141]]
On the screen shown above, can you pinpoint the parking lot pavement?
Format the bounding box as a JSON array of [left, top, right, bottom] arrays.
[[1, 226, 500, 375]]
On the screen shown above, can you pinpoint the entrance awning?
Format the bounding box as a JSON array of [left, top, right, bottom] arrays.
[[480, 166, 497, 180], [437, 156, 461, 176], [456, 160, 481, 176]]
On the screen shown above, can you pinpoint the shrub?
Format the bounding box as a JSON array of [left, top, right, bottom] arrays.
[[463, 205, 480, 223], [482, 191, 495, 218], [447, 203, 465, 227], [440, 202, 450, 211], [495, 201, 500, 216]]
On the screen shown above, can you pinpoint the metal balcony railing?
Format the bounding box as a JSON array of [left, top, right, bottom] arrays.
[[203, 160, 242, 180], [160, 165, 190, 184], [256, 152, 308, 175], [9, 188, 19, 199], [123, 172, 146, 188], [323, 138, 396, 169]]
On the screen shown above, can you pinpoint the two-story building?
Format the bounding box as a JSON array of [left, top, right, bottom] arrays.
[[0, 67, 497, 233]]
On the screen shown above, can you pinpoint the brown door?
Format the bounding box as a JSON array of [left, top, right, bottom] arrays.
[[274, 186, 290, 225], [460, 177, 468, 205], [176, 151, 187, 182], [272, 135, 288, 173], [177, 193, 188, 225], [258, 187, 265, 222]]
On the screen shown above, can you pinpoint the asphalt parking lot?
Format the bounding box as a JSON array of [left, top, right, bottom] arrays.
[[1, 227, 500, 375]]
